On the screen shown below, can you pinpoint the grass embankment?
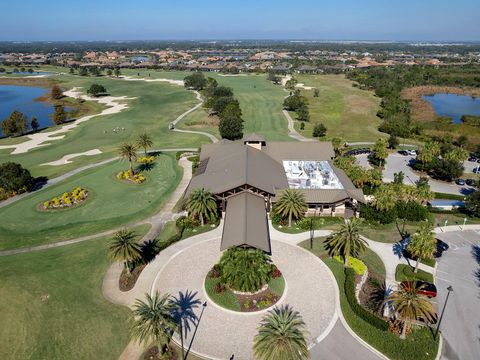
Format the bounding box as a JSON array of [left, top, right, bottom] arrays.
[[300, 238, 438, 360], [291, 74, 383, 142], [272, 216, 343, 234], [0, 72, 210, 178], [0, 224, 150, 360], [395, 264, 434, 283], [0, 154, 181, 250]]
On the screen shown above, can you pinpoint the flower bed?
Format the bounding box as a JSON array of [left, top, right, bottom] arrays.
[[205, 264, 285, 312], [116, 169, 145, 184], [41, 187, 89, 210]]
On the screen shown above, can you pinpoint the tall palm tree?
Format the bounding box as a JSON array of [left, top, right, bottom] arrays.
[[131, 292, 176, 355], [324, 218, 367, 267], [407, 223, 436, 273], [387, 282, 437, 339], [373, 184, 397, 212], [107, 229, 141, 275], [137, 132, 153, 156], [185, 187, 217, 226], [274, 189, 308, 227], [253, 304, 310, 360], [119, 143, 138, 173], [417, 141, 440, 171]]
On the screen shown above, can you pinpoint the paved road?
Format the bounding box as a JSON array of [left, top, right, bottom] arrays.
[[282, 110, 314, 142], [383, 153, 475, 196], [435, 230, 480, 360]]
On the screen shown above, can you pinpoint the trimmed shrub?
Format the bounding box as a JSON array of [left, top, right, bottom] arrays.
[[344, 268, 389, 331], [359, 204, 397, 224], [334, 256, 367, 275], [396, 201, 429, 221]]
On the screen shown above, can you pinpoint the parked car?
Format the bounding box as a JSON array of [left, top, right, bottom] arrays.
[[406, 149, 417, 156], [455, 178, 466, 185], [466, 179, 477, 187], [468, 157, 478, 162], [473, 168, 480, 174], [398, 150, 409, 156], [401, 280, 437, 298], [435, 239, 450, 258], [168, 122, 175, 130]]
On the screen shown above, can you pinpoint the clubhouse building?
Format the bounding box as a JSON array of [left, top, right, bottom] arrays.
[[184, 134, 365, 253]]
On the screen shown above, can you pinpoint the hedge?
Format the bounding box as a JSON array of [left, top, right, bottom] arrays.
[[334, 256, 367, 275], [344, 267, 389, 331], [157, 216, 186, 252]]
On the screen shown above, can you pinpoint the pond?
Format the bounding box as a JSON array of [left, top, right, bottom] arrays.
[[0, 71, 53, 76], [423, 93, 480, 124], [0, 85, 55, 137]]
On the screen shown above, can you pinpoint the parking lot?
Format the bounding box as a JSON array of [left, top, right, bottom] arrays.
[[435, 230, 480, 360]]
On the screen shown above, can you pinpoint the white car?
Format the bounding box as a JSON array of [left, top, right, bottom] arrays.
[[406, 149, 417, 156]]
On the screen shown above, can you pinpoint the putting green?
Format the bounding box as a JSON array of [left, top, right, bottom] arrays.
[[0, 225, 149, 360], [0, 154, 181, 250]]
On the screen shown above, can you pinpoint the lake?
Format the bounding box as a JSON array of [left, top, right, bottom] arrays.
[[423, 93, 480, 124], [0, 85, 55, 137]]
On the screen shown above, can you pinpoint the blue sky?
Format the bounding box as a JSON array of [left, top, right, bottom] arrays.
[[1, 0, 479, 41]]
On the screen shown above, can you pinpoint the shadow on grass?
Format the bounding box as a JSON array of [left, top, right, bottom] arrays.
[[137, 162, 156, 172]]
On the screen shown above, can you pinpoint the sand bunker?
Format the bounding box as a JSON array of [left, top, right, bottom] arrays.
[[281, 75, 314, 90], [40, 149, 102, 166], [0, 88, 135, 154], [119, 76, 184, 86]]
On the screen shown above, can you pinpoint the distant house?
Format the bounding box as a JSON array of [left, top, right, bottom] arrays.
[[295, 65, 321, 74], [427, 199, 465, 211]]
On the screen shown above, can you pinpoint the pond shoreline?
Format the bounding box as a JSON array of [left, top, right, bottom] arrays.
[[402, 85, 480, 122]]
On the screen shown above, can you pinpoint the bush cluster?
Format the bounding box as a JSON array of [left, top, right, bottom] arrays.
[[137, 155, 155, 164], [344, 268, 389, 331], [360, 201, 428, 224], [43, 187, 88, 209], [117, 170, 145, 184], [334, 256, 367, 275]]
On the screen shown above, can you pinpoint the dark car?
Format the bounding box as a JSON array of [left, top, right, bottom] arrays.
[[398, 150, 409, 156], [468, 157, 478, 162], [466, 179, 477, 187], [474, 168, 480, 174], [401, 280, 437, 298], [435, 239, 450, 258], [455, 178, 466, 185]]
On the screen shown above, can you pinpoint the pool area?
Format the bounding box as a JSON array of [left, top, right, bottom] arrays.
[[423, 93, 480, 124]]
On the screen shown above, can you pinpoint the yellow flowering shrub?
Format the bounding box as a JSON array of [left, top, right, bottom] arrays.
[[42, 187, 88, 210], [116, 169, 146, 184], [138, 156, 155, 164]]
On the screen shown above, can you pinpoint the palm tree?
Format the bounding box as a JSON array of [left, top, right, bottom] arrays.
[[373, 184, 397, 212], [107, 229, 142, 275], [137, 132, 153, 156], [119, 143, 138, 173], [387, 282, 437, 339], [185, 187, 217, 226], [407, 223, 436, 273], [417, 141, 440, 171], [253, 304, 310, 360], [274, 189, 308, 227], [131, 292, 176, 355], [324, 218, 367, 267]]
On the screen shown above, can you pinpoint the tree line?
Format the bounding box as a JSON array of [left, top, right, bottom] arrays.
[[184, 72, 244, 140]]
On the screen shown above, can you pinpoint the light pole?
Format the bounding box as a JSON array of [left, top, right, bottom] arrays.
[[443, 219, 448, 232], [463, 217, 467, 231], [434, 286, 453, 340], [184, 301, 207, 360], [309, 205, 318, 249]]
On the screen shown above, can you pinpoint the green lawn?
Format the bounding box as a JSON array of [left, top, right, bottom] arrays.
[[122, 69, 291, 141], [0, 154, 181, 250], [360, 222, 422, 243], [291, 74, 384, 142], [0, 224, 150, 360], [395, 264, 434, 283], [0, 71, 210, 179], [272, 217, 343, 234]]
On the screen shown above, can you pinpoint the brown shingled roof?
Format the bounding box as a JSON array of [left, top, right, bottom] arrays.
[[221, 192, 271, 253]]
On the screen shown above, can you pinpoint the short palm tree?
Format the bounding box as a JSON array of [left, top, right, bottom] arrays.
[[185, 187, 217, 226], [119, 143, 138, 173], [387, 282, 437, 339], [137, 132, 153, 156], [274, 189, 308, 227], [107, 229, 142, 275], [253, 304, 310, 360], [131, 292, 176, 355], [324, 218, 367, 267], [407, 223, 436, 273]]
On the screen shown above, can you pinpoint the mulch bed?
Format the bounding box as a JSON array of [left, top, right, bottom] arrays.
[[119, 264, 146, 292], [143, 345, 178, 360], [236, 287, 281, 312]]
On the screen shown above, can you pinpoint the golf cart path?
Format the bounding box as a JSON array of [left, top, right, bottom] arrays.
[[282, 109, 314, 142]]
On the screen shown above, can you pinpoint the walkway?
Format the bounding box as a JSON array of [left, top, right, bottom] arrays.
[[282, 110, 314, 142]]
